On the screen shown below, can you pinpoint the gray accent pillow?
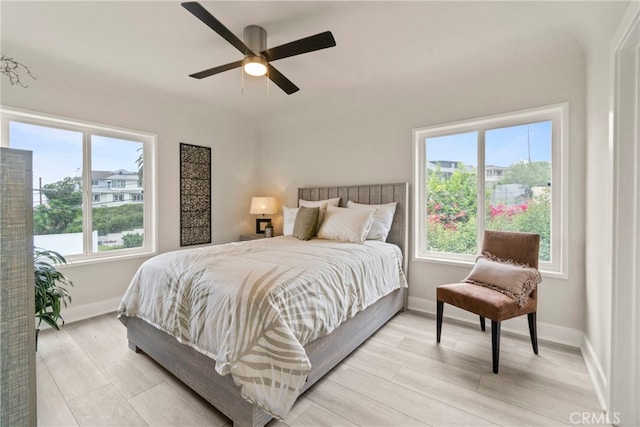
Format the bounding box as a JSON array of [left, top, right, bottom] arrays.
[[293, 206, 320, 241]]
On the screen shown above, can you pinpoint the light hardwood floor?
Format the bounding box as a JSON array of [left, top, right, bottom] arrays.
[[37, 311, 604, 426]]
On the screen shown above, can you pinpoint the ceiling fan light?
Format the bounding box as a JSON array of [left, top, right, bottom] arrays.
[[243, 56, 267, 76]]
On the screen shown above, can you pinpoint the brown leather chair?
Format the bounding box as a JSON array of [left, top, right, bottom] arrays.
[[436, 230, 540, 373]]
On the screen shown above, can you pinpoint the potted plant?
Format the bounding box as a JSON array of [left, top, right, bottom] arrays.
[[34, 247, 72, 349]]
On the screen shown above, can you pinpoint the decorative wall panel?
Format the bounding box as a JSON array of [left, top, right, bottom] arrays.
[[179, 143, 211, 246]]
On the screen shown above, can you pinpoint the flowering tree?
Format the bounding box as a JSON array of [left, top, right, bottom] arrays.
[[486, 191, 551, 261], [426, 166, 477, 253], [426, 162, 551, 261]]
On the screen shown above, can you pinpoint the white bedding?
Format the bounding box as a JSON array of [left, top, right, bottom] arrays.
[[118, 236, 407, 418]]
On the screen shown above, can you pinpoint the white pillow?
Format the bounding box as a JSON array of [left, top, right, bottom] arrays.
[[282, 206, 299, 236], [299, 198, 339, 230], [317, 205, 376, 244], [347, 201, 397, 242]]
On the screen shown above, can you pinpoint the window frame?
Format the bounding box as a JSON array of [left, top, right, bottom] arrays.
[[1, 106, 157, 264], [412, 103, 569, 277]]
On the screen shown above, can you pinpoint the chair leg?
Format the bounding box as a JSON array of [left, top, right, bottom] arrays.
[[436, 301, 444, 343], [528, 312, 538, 354], [480, 316, 486, 331], [491, 320, 501, 374]]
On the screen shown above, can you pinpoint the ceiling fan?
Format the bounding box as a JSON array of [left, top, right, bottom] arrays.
[[182, 2, 336, 95]]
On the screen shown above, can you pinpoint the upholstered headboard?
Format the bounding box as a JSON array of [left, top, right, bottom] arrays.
[[298, 183, 409, 272]]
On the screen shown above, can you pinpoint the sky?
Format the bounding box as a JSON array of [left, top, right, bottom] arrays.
[[9, 121, 142, 186], [426, 120, 552, 167]]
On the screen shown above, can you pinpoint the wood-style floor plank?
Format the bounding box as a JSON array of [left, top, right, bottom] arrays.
[[329, 364, 496, 426], [393, 366, 568, 427], [67, 384, 147, 426], [303, 378, 427, 426], [37, 311, 604, 427], [128, 382, 228, 427], [36, 356, 79, 427], [37, 328, 110, 401], [290, 403, 358, 427]]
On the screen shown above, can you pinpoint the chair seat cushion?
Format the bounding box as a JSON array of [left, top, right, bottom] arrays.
[[437, 282, 537, 321]]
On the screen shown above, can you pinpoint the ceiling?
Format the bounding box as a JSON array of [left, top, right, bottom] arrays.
[[0, 1, 629, 115]]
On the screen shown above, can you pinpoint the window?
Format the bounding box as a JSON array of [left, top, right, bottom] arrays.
[[413, 104, 567, 275], [1, 107, 156, 262]]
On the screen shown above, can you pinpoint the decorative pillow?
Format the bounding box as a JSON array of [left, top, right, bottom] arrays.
[[464, 253, 542, 308], [282, 206, 299, 236], [347, 200, 397, 241], [292, 207, 319, 241], [299, 197, 340, 208], [299, 198, 339, 233], [317, 205, 376, 244]]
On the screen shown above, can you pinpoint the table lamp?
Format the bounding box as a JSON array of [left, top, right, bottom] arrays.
[[249, 196, 277, 234]]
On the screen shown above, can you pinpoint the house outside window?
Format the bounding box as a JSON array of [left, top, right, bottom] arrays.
[[413, 103, 568, 276], [1, 107, 157, 262]]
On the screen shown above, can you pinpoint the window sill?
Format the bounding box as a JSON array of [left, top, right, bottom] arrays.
[[412, 254, 567, 280], [63, 250, 157, 268]]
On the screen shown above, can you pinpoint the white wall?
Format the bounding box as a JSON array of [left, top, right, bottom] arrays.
[[257, 35, 588, 342], [1, 69, 260, 323], [582, 5, 631, 407]]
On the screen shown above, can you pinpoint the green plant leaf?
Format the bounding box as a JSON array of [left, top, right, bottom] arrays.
[[34, 247, 73, 330]]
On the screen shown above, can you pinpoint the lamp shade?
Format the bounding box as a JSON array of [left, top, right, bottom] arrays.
[[250, 197, 277, 215]]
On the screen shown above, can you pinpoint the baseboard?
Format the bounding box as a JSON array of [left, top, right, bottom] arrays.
[[408, 295, 583, 347], [581, 336, 609, 412], [62, 297, 121, 325]]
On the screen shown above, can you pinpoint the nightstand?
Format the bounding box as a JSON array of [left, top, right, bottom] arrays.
[[239, 234, 266, 241]]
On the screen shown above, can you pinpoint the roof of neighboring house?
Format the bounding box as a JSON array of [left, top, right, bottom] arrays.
[[91, 170, 113, 180], [106, 174, 139, 181]]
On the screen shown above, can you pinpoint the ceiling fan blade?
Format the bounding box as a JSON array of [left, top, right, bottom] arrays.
[[262, 31, 336, 62], [189, 60, 243, 79], [181, 2, 253, 55], [267, 65, 299, 95]]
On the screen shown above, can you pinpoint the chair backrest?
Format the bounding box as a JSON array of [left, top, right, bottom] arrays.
[[481, 230, 540, 268]]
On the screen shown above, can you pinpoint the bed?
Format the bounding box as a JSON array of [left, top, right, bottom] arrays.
[[118, 183, 409, 427]]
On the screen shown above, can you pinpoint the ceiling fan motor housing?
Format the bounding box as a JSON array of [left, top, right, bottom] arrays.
[[244, 25, 267, 59]]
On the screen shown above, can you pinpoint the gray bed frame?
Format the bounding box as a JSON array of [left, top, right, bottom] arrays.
[[124, 183, 409, 427]]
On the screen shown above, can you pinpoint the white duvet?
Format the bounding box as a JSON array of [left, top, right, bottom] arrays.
[[118, 236, 407, 418]]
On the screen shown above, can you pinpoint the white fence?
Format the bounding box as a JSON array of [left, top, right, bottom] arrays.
[[34, 231, 98, 255]]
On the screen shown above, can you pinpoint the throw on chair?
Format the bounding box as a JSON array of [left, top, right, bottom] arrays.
[[436, 230, 541, 373]]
